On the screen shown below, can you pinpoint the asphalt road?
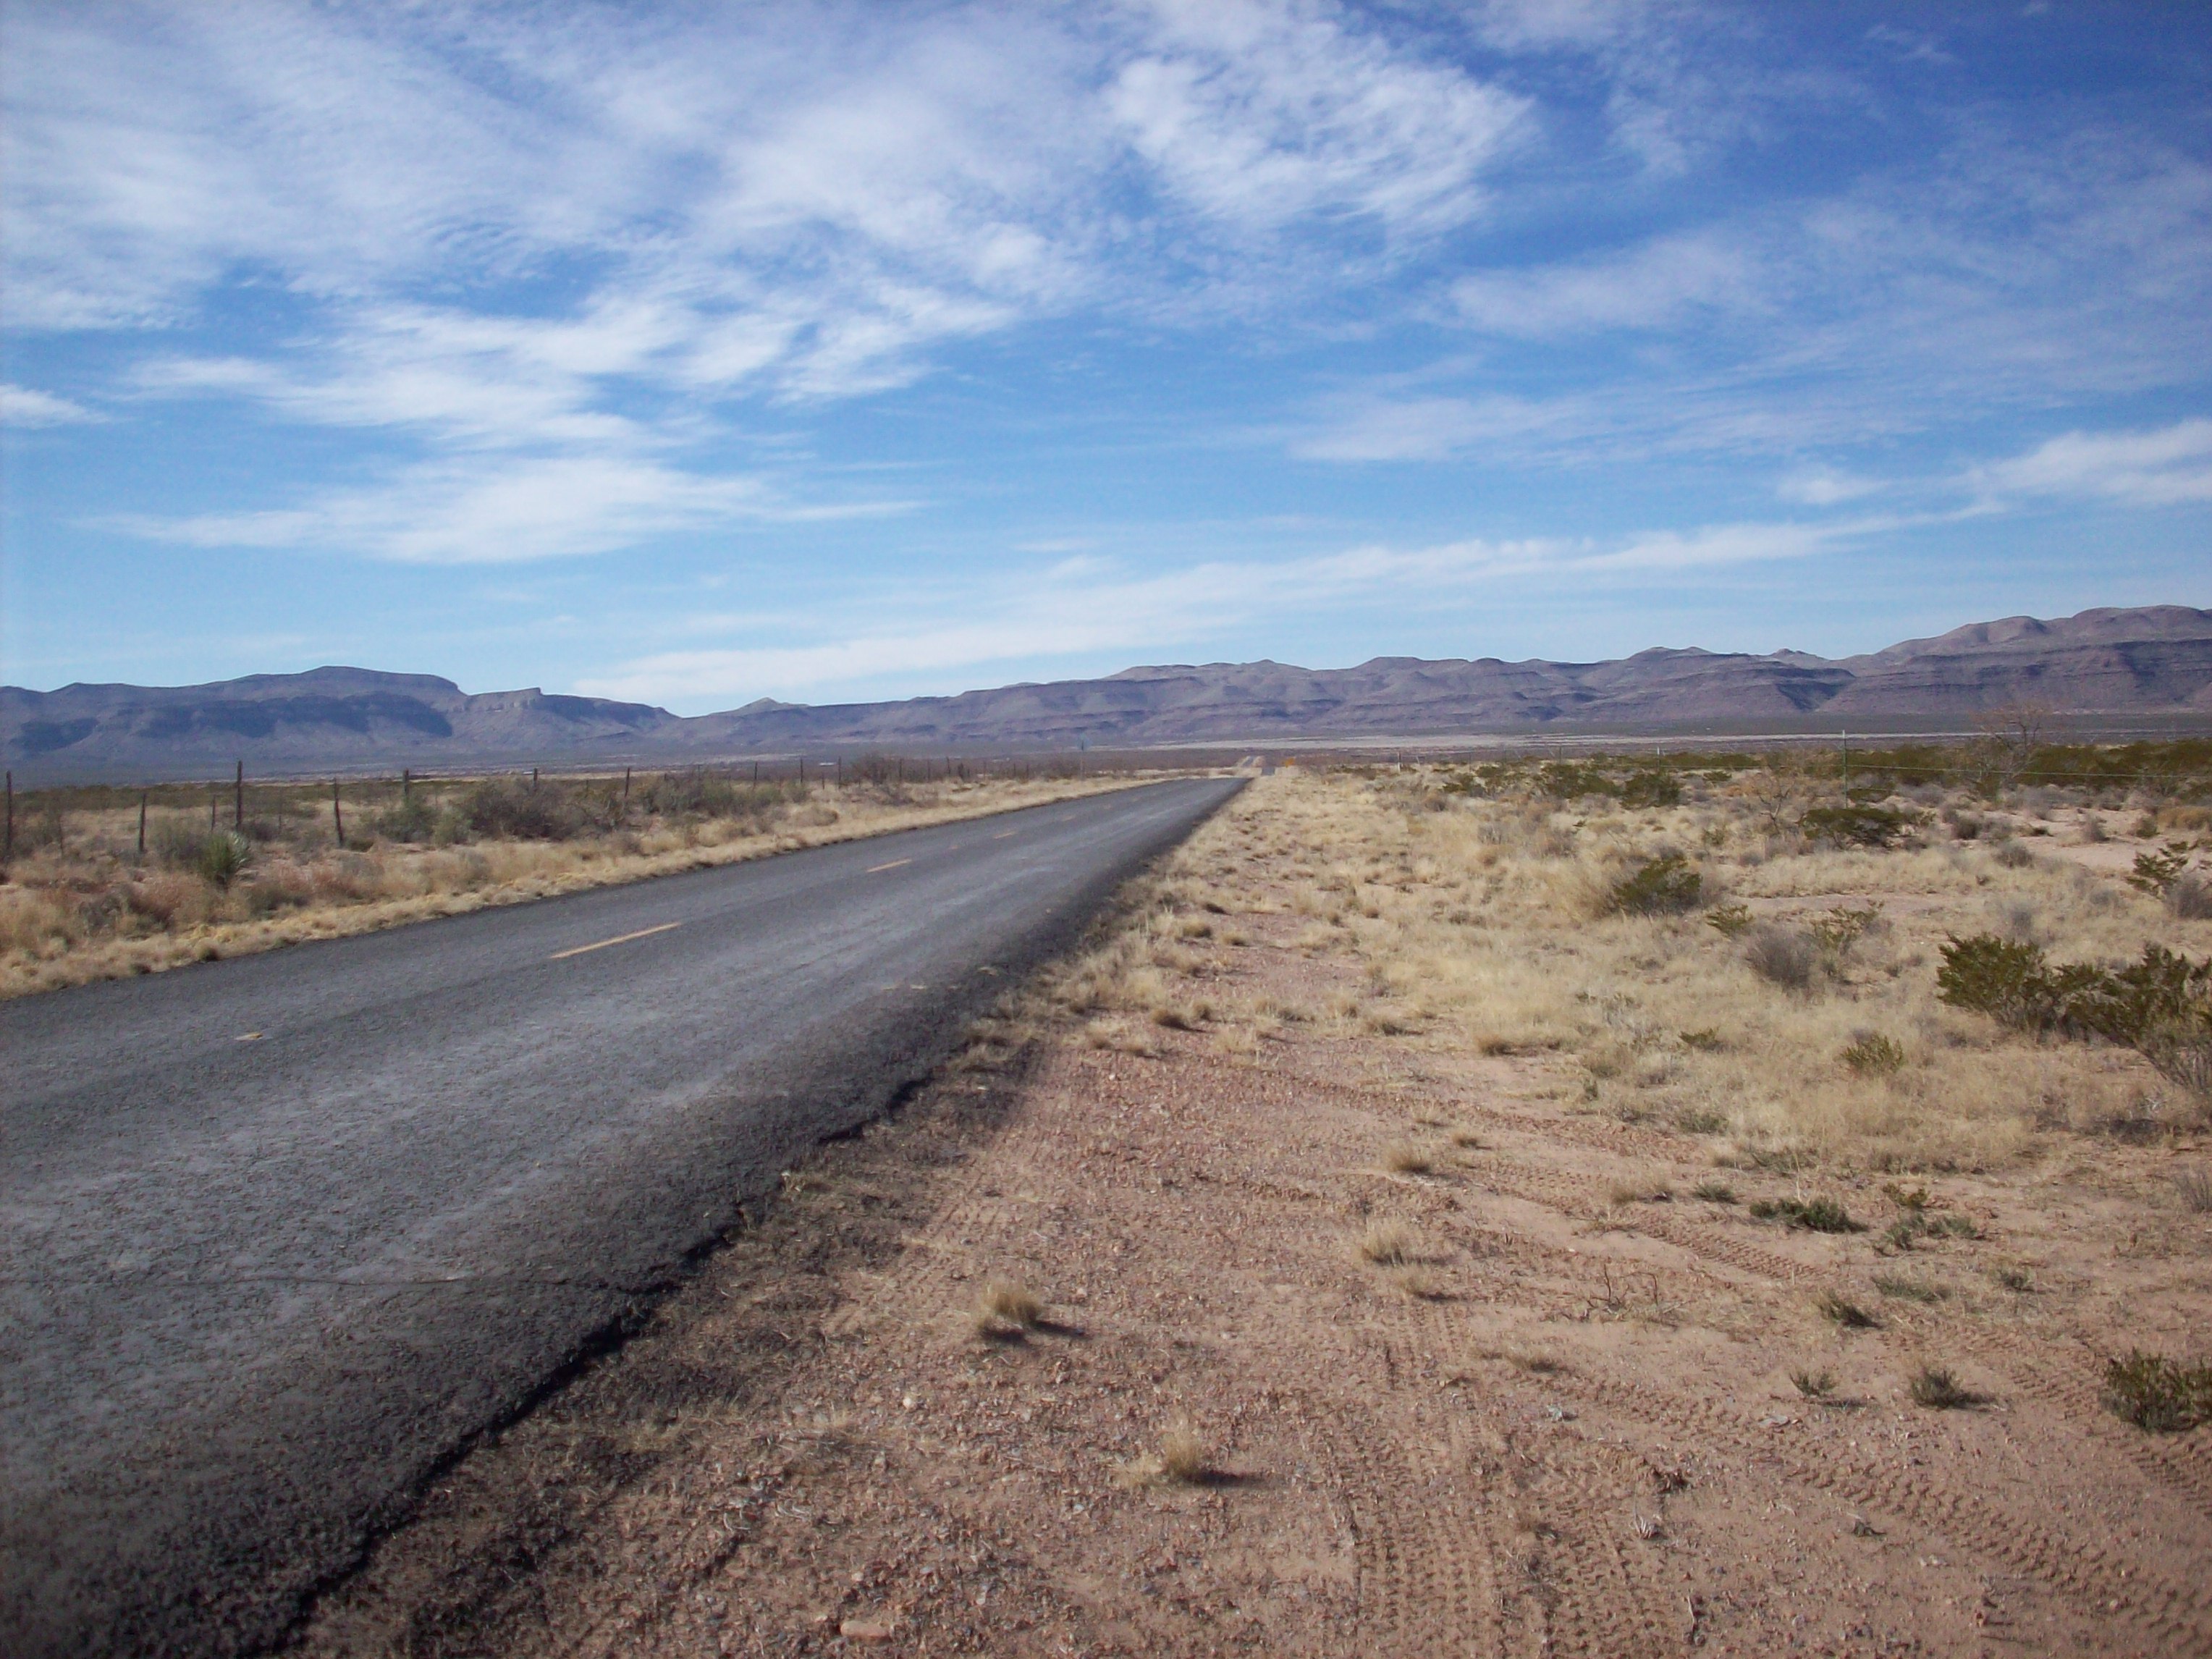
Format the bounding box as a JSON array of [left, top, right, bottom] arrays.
[[0, 777, 1240, 1658]]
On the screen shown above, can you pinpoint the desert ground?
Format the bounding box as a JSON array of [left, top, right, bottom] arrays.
[[286, 759, 2212, 1658]]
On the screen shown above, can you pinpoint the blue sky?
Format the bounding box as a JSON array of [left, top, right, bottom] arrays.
[[2, 1, 2208, 713]]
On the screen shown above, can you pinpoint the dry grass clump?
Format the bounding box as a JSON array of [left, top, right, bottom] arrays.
[[1356, 1219, 1418, 1265], [974, 1281, 1044, 1338], [1380, 1140, 1436, 1175], [1385, 1265, 1446, 1299], [1118, 1422, 1210, 1487], [2174, 1166, 2212, 1214], [1791, 1367, 1836, 1400]]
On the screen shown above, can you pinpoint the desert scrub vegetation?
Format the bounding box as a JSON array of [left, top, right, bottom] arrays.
[[1194, 745, 2212, 1170], [0, 767, 1162, 999]]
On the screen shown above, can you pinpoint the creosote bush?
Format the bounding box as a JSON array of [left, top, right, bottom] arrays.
[[1800, 804, 1918, 849], [1936, 934, 2212, 1091], [1606, 853, 1702, 916]]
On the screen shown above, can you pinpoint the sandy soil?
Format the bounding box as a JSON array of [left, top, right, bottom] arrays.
[[297, 787, 2212, 1658]]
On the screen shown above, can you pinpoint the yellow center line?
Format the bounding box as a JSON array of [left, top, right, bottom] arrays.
[[549, 921, 682, 961], [866, 858, 912, 874]]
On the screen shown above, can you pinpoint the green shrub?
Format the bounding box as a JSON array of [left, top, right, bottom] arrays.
[[195, 831, 250, 890], [2101, 1351, 2212, 1432], [2127, 845, 2192, 897], [1621, 770, 1682, 809], [1933, 934, 2063, 1028], [458, 778, 611, 840], [372, 795, 438, 843], [1908, 1364, 1980, 1409], [1608, 853, 1702, 916], [1841, 1032, 1906, 1075], [1807, 904, 1881, 956], [1704, 903, 1754, 938], [1749, 1196, 1863, 1233], [1812, 1288, 1876, 1327], [1800, 804, 1917, 848], [1937, 934, 2212, 1094]]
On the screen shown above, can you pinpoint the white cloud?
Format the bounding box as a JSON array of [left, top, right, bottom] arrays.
[[104, 455, 916, 564], [1110, 0, 1528, 239], [1288, 393, 1582, 461], [1968, 418, 2212, 507], [1777, 466, 1881, 506], [1452, 231, 1756, 336], [578, 514, 1836, 703], [1, 384, 100, 426]]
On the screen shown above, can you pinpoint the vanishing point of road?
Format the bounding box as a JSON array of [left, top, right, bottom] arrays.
[[0, 778, 1241, 1658]]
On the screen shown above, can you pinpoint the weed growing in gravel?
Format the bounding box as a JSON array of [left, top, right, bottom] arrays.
[[1691, 1179, 1738, 1204], [1908, 1364, 1981, 1409], [1814, 1289, 1877, 1328], [1750, 1196, 1864, 1233], [2102, 1351, 2212, 1431], [1873, 1274, 1946, 1303], [1791, 1368, 1836, 1400], [2174, 1167, 2212, 1214]]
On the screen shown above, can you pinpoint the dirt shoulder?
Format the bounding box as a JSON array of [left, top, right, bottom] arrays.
[[297, 774, 2212, 1658]]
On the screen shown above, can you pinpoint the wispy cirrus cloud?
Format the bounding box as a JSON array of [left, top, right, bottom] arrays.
[[578, 513, 1838, 703], [7, 1, 1539, 561], [1967, 418, 2212, 508], [1, 383, 101, 426], [104, 455, 915, 565]]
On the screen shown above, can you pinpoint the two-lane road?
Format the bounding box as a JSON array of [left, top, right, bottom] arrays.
[[0, 777, 1241, 1657]]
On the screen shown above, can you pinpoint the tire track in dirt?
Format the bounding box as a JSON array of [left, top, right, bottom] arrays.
[[1354, 1158, 2212, 1653], [1542, 1364, 2212, 1655], [1312, 1394, 1504, 1659], [1451, 1157, 2212, 1537]]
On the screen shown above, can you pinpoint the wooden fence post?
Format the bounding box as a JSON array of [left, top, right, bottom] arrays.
[[138, 792, 148, 859], [332, 779, 344, 845], [3, 770, 12, 864], [234, 760, 244, 830]]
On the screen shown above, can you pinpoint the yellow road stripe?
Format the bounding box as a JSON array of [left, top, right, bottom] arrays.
[[865, 858, 912, 874], [549, 921, 682, 961]]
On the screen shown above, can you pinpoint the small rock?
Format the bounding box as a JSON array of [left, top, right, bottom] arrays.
[[840, 1614, 897, 1641]]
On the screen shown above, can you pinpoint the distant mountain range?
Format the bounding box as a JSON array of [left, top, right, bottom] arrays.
[[7, 605, 2209, 781]]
